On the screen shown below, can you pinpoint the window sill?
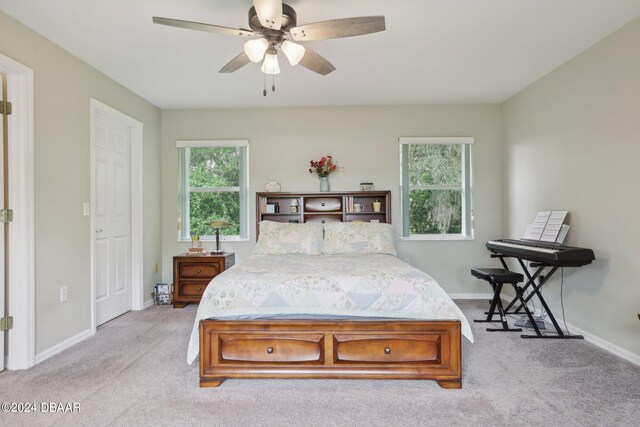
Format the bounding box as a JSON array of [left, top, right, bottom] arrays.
[[399, 235, 474, 242]]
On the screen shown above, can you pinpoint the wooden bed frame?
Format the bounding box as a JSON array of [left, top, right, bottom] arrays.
[[199, 318, 462, 389], [198, 191, 462, 389]]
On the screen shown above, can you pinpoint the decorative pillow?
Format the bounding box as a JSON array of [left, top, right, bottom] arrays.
[[254, 221, 323, 255], [321, 222, 397, 255]]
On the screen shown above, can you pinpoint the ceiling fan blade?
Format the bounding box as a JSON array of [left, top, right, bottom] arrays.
[[253, 0, 283, 30], [152, 17, 254, 37], [298, 48, 336, 76], [290, 16, 385, 41], [219, 52, 252, 73]]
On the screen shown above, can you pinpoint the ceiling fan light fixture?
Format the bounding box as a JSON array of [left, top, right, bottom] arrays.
[[281, 40, 305, 66], [261, 50, 281, 75], [244, 38, 269, 62]]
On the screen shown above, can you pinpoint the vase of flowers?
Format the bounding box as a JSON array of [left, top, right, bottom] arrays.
[[309, 155, 338, 192], [319, 176, 330, 192]]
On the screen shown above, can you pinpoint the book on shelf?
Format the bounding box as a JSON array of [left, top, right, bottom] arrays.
[[345, 196, 354, 213], [186, 247, 208, 255]]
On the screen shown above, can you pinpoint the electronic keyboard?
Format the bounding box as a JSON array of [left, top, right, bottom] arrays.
[[486, 239, 595, 266]]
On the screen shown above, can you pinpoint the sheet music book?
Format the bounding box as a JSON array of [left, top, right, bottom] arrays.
[[556, 224, 570, 244], [523, 211, 568, 242]]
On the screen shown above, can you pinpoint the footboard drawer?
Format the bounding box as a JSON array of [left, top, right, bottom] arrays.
[[219, 334, 324, 363], [199, 320, 462, 389], [333, 334, 440, 363]]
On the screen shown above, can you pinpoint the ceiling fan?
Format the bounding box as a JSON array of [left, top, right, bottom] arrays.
[[152, 0, 385, 78]]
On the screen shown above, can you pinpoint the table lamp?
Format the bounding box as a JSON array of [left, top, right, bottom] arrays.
[[209, 220, 230, 254]]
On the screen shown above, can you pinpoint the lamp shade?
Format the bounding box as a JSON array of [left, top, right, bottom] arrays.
[[244, 38, 269, 63], [209, 220, 230, 229], [261, 51, 281, 75], [281, 40, 305, 66]]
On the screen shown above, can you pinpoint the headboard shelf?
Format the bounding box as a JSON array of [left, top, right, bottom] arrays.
[[256, 191, 391, 238]]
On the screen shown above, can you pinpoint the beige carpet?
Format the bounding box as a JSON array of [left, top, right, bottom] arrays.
[[0, 300, 639, 427]]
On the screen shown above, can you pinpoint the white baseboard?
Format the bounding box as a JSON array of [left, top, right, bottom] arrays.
[[35, 328, 93, 365], [563, 321, 640, 366], [143, 299, 154, 309], [450, 293, 494, 300], [497, 293, 640, 367]]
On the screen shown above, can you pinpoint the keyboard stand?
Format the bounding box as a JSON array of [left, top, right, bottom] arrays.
[[495, 256, 583, 340]]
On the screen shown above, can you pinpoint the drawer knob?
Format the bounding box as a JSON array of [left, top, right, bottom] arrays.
[[321, 202, 325, 206], [197, 288, 202, 292], [197, 269, 202, 273], [321, 220, 325, 223], [384, 347, 391, 355], [267, 347, 274, 354]]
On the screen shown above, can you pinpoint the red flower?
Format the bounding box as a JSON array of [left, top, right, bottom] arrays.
[[308, 155, 339, 177]]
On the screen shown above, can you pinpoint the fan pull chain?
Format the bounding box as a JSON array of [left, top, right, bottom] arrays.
[[272, 72, 276, 93], [263, 71, 267, 97]]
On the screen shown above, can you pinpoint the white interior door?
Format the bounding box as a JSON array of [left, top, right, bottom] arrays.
[[93, 111, 132, 326], [0, 75, 5, 370]]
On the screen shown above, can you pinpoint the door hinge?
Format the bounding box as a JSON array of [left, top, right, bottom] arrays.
[[0, 316, 13, 331], [0, 101, 11, 116], [0, 208, 13, 223]]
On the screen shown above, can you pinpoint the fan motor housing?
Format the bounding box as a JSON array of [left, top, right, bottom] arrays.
[[248, 3, 297, 33]]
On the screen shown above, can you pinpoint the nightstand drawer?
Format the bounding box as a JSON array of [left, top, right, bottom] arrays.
[[180, 263, 221, 279], [181, 282, 209, 297]]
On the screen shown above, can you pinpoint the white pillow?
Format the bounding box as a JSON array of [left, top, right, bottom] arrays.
[[322, 222, 397, 255], [254, 221, 323, 255]]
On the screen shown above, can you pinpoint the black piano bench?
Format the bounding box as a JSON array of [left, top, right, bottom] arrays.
[[471, 268, 524, 332]]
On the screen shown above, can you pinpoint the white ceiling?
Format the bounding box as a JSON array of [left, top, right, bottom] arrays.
[[1, 0, 639, 109]]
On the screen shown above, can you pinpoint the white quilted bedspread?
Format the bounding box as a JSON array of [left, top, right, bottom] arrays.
[[187, 253, 473, 364]]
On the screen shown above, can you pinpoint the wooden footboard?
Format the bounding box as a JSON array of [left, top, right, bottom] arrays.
[[199, 319, 462, 389]]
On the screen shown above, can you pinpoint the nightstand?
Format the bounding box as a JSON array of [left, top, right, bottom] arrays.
[[172, 252, 235, 308]]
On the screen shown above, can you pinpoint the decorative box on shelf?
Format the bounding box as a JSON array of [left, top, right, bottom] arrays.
[[360, 182, 374, 191]]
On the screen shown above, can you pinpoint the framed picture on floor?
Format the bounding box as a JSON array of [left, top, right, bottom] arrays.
[[154, 283, 171, 305]]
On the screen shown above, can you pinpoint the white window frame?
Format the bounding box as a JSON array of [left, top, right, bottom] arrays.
[[399, 137, 474, 241], [177, 140, 250, 242]]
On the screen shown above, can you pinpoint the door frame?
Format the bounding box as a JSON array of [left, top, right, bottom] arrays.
[[0, 54, 35, 370], [89, 99, 143, 333]]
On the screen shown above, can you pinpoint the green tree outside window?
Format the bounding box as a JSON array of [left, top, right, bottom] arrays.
[[401, 139, 473, 237], [181, 144, 248, 239]]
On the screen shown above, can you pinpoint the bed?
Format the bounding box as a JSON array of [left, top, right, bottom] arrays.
[[188, 221, 473, 389]]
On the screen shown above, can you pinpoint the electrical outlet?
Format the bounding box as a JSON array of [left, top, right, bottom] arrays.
[[83, 202, 90, 216], [60, 286, 68, 303]]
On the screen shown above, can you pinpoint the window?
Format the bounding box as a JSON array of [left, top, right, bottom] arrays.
[[178, 140, 249, 241], [400, 137, 473, 239]]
